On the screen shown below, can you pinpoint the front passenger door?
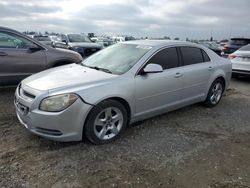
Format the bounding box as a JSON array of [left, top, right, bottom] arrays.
[[0, 31, 46, 85], [134, 47, 184, 119]]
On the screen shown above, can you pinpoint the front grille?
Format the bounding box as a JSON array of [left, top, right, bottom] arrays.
[[19, 85, 36, 99], [22, 90, 35, 99], [84, 48, 100, 57]]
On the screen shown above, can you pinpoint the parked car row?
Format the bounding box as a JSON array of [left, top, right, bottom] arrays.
[[222, 38, 250, 57], [31, 33, 136, 57], [3, 26, 249, 145], [52, 33, 102, 57]]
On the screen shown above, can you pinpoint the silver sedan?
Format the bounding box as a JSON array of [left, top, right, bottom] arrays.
[[15, 40, 232, 144]]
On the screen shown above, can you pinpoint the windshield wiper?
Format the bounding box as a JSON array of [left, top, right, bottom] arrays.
[[81, 64, 113, 74], [91, 66, 113, 74]]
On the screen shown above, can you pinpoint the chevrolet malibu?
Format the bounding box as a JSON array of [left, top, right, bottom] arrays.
[[15, 40, 232, 144]]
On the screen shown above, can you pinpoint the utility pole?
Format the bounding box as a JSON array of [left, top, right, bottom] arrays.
[[210, 28, 213, 41]]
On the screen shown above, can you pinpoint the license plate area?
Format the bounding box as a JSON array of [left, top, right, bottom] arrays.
[[15, 98, 29, 116]]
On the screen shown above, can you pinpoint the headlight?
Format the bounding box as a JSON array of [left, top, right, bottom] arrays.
[[39, 93, 79, 112]]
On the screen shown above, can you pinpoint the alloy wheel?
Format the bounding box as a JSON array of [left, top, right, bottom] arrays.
[[93, 107, 124, 140], [210, 82, 223, 105]]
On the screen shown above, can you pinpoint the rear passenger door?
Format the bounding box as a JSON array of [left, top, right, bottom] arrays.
[[178, 46, 212, 101]]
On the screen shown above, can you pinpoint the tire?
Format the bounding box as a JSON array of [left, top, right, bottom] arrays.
[[84, 100, 128, 144], [204, 79, 224, 107]]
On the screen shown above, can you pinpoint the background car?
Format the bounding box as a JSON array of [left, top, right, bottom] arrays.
[[53, 33, 102, 58], [91, 37, 115, 48], [0, 26, 83, 85], [15, 40, 231, 144], [199, 41, 222, 56], [222, 38, 250, 57], [229, 44, 250, 77], [33, 35, 53, 46], [219, 39, 229, 49]]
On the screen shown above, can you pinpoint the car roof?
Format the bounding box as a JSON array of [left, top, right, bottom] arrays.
[[122, 40, 195, 47], [33, 35, 49, 37], [0, 26, 19, 32], [231, 38, 250, 41]]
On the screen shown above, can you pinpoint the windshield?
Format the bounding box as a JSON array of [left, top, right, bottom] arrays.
[[82, 43, 151, 75], [67, 34, 91, 43]]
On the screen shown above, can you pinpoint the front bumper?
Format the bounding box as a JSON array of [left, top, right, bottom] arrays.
[[15, 87, 93, 142], [232, 69, 250, 75]]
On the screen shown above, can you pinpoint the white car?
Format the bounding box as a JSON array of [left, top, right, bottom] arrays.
[[229, 44, 250, 77]]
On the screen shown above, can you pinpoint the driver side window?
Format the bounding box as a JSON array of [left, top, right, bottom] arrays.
[[0, 31, 33, 49]]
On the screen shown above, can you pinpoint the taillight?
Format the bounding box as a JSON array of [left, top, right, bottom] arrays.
[[223, 45, 229, 51], [228, 54, 236, 59]]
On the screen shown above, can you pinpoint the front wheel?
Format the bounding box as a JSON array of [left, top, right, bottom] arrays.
[[204, 79, 224, 107], [84, 100, 128, 144]]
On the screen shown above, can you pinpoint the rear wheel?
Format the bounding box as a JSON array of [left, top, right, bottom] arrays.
[[204, 79, 224, 107], [84, 100, 128, 144]]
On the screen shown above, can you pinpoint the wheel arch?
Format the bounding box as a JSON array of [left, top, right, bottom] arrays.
[[82, 96, 132, 142], [92, 97, 131, 121], [50, 59, 76, 67], [214, 76, 226, 92], [206, 68, 227, 95]]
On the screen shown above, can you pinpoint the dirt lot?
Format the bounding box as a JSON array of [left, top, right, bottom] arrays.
[[1, 78, 250, 188]]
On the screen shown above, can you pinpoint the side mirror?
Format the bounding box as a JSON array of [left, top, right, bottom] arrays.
[[27, 45, 42, 53], [61, 39, 68, 44], [142, 63, 163, 74]]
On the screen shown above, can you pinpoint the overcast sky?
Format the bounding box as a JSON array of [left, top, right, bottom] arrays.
[[0, 0, 249, 40]]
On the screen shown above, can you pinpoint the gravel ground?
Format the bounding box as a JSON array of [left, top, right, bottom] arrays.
[[1, 78, 250, 188]]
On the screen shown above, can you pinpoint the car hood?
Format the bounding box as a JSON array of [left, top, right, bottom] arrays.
[[22, 64, 117, 91], [69, 42, 102, 49], [47, 47, 83, 62]]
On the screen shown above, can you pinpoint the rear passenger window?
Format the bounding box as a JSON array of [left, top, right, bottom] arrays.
[[202, 50, 210, 62], [180, 47, 204, 65], [147, 47, 179, 70]]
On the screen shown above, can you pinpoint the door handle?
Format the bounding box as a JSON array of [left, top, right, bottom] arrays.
[[208, 66, 214, 71], [0, 52, 8, 56], [174, 72, 183, 78]]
